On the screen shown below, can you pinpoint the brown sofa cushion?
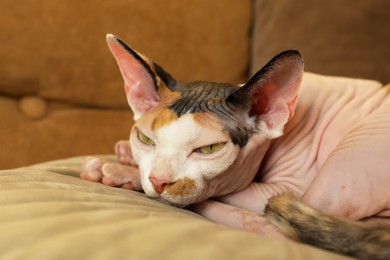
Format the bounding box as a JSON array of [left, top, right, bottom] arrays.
[[0, 96, 133, 168], [0, 156, 349, 259], [0, 0, 251, 108], [252, 0, 390, 83], [0, 0, 252, 168]]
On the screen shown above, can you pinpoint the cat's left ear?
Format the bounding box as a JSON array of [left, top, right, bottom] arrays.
[[228, 50, 304, 138]]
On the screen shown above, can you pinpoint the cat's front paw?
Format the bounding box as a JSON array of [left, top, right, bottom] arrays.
[[115, 140, 138, 166], [80, 156, 142, 190]]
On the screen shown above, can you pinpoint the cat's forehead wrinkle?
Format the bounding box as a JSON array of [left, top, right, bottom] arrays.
[[169, 81, 239, 116], [165, 81, 255, 148]]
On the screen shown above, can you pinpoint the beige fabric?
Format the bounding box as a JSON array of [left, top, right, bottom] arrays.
[[0, 156, 350, 259]]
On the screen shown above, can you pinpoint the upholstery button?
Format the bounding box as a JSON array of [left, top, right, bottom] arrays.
[[19, 96, 47, 119]]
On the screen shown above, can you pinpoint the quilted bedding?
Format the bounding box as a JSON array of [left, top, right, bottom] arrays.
[[0, 156, 349, 259]]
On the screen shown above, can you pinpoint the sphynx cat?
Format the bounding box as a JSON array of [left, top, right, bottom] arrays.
[[81, 34, 390, 259]]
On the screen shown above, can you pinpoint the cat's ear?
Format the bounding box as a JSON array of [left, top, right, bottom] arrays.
[[106, 34, 175, 120], [228, 50, 304, 138]]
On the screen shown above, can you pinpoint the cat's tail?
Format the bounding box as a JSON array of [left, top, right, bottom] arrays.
[[264, 193, 390, 260]]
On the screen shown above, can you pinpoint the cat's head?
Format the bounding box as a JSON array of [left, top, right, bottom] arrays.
[[107, 34, 304, 207]]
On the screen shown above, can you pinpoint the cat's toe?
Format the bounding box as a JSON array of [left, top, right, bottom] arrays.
[[101, 163, 142, 190], [80, 156, 105, 182], [120, 183, 136, 190]]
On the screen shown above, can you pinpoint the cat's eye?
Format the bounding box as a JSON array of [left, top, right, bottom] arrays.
[[197, 142, 226, 154], [137, 130, 155, 146]]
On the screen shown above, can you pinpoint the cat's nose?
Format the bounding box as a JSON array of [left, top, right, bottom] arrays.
[[149, 176, 174, 194]]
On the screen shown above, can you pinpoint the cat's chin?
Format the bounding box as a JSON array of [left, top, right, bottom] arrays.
[[153, 197, 190, 208]]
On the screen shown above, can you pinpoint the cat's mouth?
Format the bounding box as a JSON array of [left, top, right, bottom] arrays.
[[154, 197, 188, 208], [146, 177, 204, 207], [163, 177, 197, 197]]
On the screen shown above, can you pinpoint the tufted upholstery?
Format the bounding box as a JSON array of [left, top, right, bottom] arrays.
[[0, 0, 251, 169], [1, 0, 389, 169]]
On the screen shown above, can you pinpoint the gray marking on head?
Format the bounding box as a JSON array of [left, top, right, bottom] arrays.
[[169, 81, 255, 147]]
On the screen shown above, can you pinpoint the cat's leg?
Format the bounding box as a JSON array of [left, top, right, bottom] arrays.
[[80, 156, 142, 190], [115, 140, 138, 166], [191, 199, 288, 240]]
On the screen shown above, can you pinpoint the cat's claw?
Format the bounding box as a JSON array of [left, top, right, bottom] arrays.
[[80, 156, 142, 190], [115, 140, 138, 166]]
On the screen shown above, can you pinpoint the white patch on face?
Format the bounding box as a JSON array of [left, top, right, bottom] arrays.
[[130, 113, 240, 205], [129, 131, 157, 197]]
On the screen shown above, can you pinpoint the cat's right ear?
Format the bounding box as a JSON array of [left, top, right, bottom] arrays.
[[106, 34, 173, 120]]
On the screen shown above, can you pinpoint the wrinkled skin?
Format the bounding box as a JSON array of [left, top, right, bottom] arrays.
[[82, 72, 390, 237], [192, 73, 390, 237]]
